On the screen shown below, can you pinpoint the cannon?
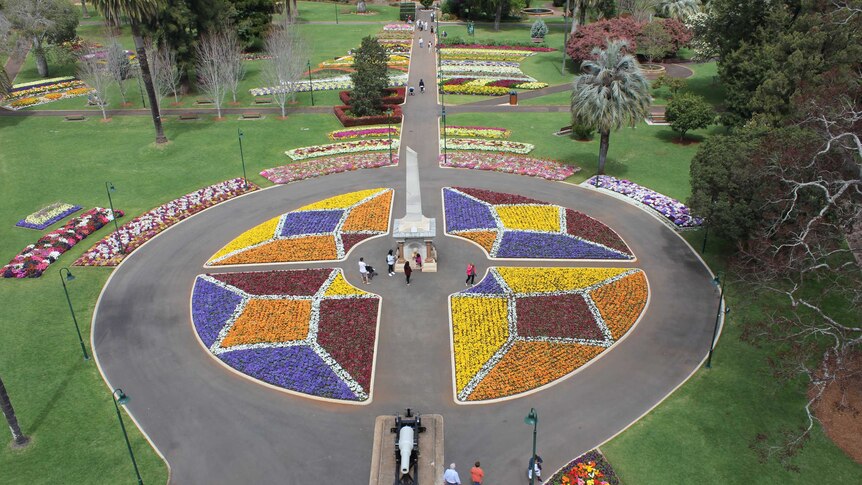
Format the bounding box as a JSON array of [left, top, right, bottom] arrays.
[[390, 409, 426, 485]]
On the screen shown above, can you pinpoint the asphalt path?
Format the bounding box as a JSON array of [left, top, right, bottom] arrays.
[[92, 11, 720, 484]]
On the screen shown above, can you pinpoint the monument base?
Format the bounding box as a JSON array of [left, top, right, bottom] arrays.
[[368, 414, 443, 485], [395, 239, 437, 273]]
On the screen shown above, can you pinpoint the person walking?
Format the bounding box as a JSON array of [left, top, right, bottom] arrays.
[[527, 455, 543, 483], [470, 461, 484, 485], [358, 257, 369, 284], [443, 463, 461, 485], [409, 86, 415, 96], [465, 262, 477, 286], [419, 79, 425, 93], [386, 250, 396, 276], [404, 261, 412, 285], [419, 37, 424, 49]]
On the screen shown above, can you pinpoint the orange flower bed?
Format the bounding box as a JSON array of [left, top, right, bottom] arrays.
[[215, 236, 337, 265], [220, 299, 312, 347], [457, 230, 497, 252], [591, 271, 648, 339], [341, 190, 393, 232]]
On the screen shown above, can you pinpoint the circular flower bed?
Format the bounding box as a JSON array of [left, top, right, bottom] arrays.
[[443, 187, 633, 260], [208, 188, 393, 265], [191, 268, 380, 402], [450, 267, 648, 402]]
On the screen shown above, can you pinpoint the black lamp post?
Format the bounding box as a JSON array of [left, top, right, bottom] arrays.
[[59, 267, 89, 360], [237, 128, 248, 188], [113, 389, 144, 485], [307, 60, 314, 106], [562, 0, 570, 73], [701, 195, 716, 254], [524, 408, 539, 485], [105, 182, 125, 254], [706, 274, 730, 368], [386, 109, 394, 164], [441, 106, 448, 165]]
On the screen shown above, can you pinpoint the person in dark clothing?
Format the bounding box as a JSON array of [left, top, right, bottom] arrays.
[[404, 261, 412, 285], [419, 79, 425, 93]]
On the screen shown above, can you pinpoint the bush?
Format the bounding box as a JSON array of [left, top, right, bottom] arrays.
[[566, 17, 642, 62], [665, 92, 715, 139], [571, 123, 595, 140], [420, 0, 434, 8], [530, 19, 549, 39], [638, 21, 673, 63], [333, 104, 403, 127]]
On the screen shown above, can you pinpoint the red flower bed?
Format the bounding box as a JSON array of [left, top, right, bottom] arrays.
[[516, 294, 604, 340], [455, 187, 543, 205], [339, 87, 405, 105], [211, 269, 332, 296], [487, 79, 521, 88], [333, 104, 402, 127], [565, 209, 632, 254], [317, 297, 379, 389]]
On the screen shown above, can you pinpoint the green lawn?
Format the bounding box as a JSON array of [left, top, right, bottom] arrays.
[[0, 114, 342, 484], [288, 0, 401, 23]]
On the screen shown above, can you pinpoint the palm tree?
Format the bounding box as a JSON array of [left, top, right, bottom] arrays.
[[1, 375, 29, 447], [571, 40, 651, 175], [91, 0, 167, 144], [658, 0, 701, 20]]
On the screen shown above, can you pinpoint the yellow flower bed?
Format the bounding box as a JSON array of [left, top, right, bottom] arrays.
[[451, 296, 509, 391], [298, 188, 384, 210], [211, 217, 280, 261], [496, 205, 560, 232], [496, 267, 628, 294], [324, 272, 364, 297]]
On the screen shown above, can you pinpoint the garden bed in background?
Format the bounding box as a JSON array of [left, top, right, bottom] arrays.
[[16, 202, 82, 230], [584, 175, 703, 228], [439, 152, 578, 180], [547, 449, 620, 485], [261, 153, 398, 184]]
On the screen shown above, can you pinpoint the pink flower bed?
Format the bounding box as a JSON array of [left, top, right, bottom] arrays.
[[439, 152, 579, 181], [261, 153, 399, 184]]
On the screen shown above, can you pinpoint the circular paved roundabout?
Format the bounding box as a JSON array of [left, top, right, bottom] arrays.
[[92, 162, 719, 483]]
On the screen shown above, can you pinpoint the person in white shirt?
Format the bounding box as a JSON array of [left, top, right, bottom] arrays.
[[443, 463, 461, 485], [358, 257, 369, 284], [386, 250, 396, 276]]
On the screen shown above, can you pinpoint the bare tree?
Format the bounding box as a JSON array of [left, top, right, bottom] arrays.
[[262, 20, 306, 118], [77, 47, 111, 119], [105, 36, 130, 104], [195, 31, 235, 118], [223, 29, 245, 103], [146, 41, 180, 111], [0, 12, 12, 97]]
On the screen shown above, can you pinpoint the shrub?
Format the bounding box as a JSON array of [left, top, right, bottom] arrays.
[[333, 104, 403, 127], [531, 19, 549, 39], [639, 21, 673, 63], [571, 123, 595, 140], [665, 92, 714, 139]]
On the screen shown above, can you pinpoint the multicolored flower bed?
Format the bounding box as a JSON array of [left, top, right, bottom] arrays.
[[383, 23, 413, 31], [547, 450, 620, 485], [261, 153, 399, 184], [585, 175, 703, 228], [250, 73, 407, 95], [440, 47, 538, 62], [441, 78, 548, 95], [3, 78, 92, 110], [445, 126, 510, 139], [333, 104, 403, 127], [327, 125, 400, 141], [451, 267, 647, 401], [443, 187, 632, 259], [445, 43, 555, 52], [191, 268, 380, 401], [208, 188, 393, 265], [443, 138, 534, 154], [339, 87, 405, 105], [439, 152, 578, 180], [74, 178, 258, 267], [3, 208, 124, 278], [285, 139, 399, 161], [16, 202, 82, 230], [320, 55, 410, 68]]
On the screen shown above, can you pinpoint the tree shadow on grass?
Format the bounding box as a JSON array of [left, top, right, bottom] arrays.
[[28, 358, 87, 434], [653, 127, 708, 144]]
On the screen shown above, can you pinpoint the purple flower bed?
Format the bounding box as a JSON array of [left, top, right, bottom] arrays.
[[586, 175, 703, 228], [443, 188, 497, 231], [547, 449, 620, 485], [16, 203, 82, 230], [191, 278, 244, 347], [497, 231, 628, 260], [279, 210, 344, 237]]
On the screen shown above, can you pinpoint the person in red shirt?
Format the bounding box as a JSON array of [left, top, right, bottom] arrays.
[[470, 461, 484, 485]]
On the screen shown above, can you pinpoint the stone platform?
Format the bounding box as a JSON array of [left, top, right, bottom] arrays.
[[369, 414, 444, 485]]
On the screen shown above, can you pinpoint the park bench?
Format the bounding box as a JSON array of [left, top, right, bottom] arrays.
[[253, 97, 273, 105], [194, 98, 214, 106], [240, 112, 262, 120], [64, 114, 86, 122], [178, 113, 200, 121]]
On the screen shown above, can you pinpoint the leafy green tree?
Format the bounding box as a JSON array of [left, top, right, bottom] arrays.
[[687, 128, 765, 242], [93, 0, 168, 143], [665, 92, 713, 139], [350, 35, 388, 117], [5, 0, 79, 77], [638, 20, 672, 63], [571, 39, 651, 174], [420, 0, 434, 8], [226, 0, 272, 50]]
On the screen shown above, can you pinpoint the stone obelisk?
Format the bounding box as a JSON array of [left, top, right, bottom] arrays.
[[393, 147, 437, 271]]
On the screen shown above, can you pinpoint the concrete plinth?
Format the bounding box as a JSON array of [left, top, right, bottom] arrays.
[[369, 414, 444, 485]]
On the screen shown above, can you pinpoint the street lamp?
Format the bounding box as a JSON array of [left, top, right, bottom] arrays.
[[307, 60, 315, 106], [441, 106, 448, 165], [105, 182, 125, 254], [562, 0, 570, 74], [524, 408, 539, 485], [706, 274, 730, 368], [113, 389, 144, 485], [386, 109, 394, 164], [701, 195, 717, 253], [59, 267, 89, 360], [237, 128, 248, 188]]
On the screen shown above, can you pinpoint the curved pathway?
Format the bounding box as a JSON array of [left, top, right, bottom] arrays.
[[92, 11, 719, 484]]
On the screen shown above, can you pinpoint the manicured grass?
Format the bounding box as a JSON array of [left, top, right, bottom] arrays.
[[0, 114, 342, 484], [519, 88, 571, 106], [289, 0, 401, 23], [652, 62, 725, 107], [602, 232, 862, 483]]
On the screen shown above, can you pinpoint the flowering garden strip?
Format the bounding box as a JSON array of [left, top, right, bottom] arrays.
[[320, 55, 410, 68], [445, 43, 555, 52], [16, 203, 82, 230], [4, 80, 92, 110], [2, 208, 124, 278], [442, 187, 632, 260], [440, 48, 537, 62], [285, 139, 400, 161], [328, 125, 400, 140], [250, 73, 407, 96], [73, 178, 258, 267], [383, 23, 413, 31], [443, 138, 534, 154], [450, 267, 647, 402], [339, 87, 405, 105], [585, 175, 704, 228], [547, 449, 620, 485], [441, 79, 548, 95], [208, 188, 393, 265], [333, 104, 403, 127], [439, 152, 578, 180], [444, 126, 510, 139], [261, 153, 399, 184], [191, 268, 380, 402]]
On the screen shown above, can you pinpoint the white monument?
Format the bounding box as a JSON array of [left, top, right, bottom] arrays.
[[393, 147, 437, 271]]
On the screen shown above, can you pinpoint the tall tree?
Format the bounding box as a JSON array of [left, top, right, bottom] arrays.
[[1, 375, 29, 448], [350, 35, 388, 117], [570, 39, 651, 174], [195, 30, 233, 118], [146, 40, 180, 107], [262, 19, 306, 118], [77, 47, 112, 119], [5, 0, 79, 77], [92, 0, 168, 143], [225, 0, 273, 50], [106, 37, 130, 104]]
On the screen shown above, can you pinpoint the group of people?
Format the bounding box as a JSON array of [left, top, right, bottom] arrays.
[[442, 456, 543, 484], [359, 252, 478, 288]]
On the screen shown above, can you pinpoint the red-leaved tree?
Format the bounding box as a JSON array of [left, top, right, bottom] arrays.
[[566, 17, 643, 62]]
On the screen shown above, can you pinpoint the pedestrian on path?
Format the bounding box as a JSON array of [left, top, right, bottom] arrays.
[[443, 463, 461, 484], [419, 37, 424, 49], [413, 250, 422, 269], [419, 79, 425, 93], [404, 261, 412, 285], [470, 461, 484, 485], [527, 455, 543, 483], [409, 86, 415, 96], [386, 250, 396, 276], [359, 257, 369, 284], [465, 263, 477, 286]]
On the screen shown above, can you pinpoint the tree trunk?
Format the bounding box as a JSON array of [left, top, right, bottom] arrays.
[[494, 1, 503, 32], [0, 376, 29, 447], [131, 24, 168, 144], [570, 4, 579, 34], [597, 129, 610, 174], [81, 0, 90, 18], [579, 0, 587, 25], [33, 37, 49, 77], [0, 69, 11, 98]]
